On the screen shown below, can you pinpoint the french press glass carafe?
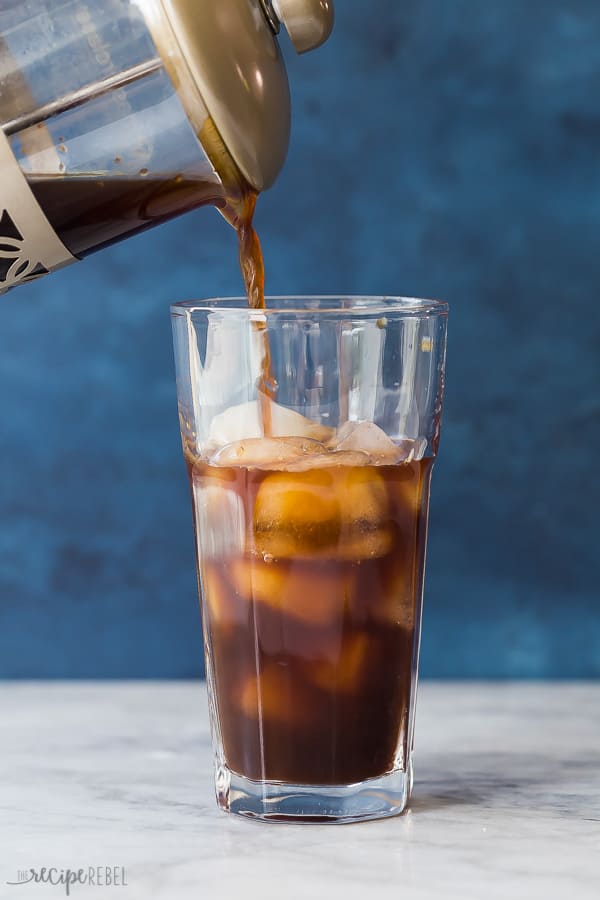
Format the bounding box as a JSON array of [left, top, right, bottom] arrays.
[[0, 0, 333, 292]]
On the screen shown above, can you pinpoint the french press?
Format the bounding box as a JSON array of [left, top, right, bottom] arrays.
[[0, 0, 334, 292]]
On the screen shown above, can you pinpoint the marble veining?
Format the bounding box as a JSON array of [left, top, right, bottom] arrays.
[[1, 682, 599, 899]]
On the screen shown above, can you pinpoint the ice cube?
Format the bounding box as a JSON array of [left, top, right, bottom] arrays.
[[337, 528, 393, 560], [338, 467, 393, 558], [307, 634, 370, 693], [229, 555, 281, 611], [368, 563, 416, 628], [406, 437, 428, 461], [253, 467, 393, 560], [333, 420, 405, 464], [387, 584, 416, 629], [209, 436, 325, 469], [207, 399, 333, 449], [254, 470, 340, 553], [192, 479, 245, 556], [342, 467, 390, 525], [238, 664, 311, 724], [201, 563, 247, 628], [229, 557, 354, 626], [388, 461, 430, 518], [388, 437, 428, 463], [284, 450, 370, 471], [269, 403, 334, 443]]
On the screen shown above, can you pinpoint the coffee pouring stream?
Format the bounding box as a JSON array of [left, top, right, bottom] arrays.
[[0, 0, 334, 293]]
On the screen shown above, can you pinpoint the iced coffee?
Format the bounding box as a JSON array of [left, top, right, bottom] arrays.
[[186, 404, 432, 787], [172, 294, 448, 822]]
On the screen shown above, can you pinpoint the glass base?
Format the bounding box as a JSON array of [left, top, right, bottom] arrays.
[[215, 762, 413, 824]]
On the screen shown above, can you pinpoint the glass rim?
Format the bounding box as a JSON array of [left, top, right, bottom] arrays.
[[170, 295, 448, 318]]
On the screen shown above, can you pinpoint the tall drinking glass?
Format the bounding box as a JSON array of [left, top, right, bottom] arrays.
[[171, 296, 448, 823]]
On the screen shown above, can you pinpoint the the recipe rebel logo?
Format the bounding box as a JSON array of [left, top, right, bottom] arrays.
[[6, 866, 128, 895]]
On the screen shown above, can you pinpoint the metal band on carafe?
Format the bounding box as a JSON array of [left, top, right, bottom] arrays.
[[0, 130, 74, 294]]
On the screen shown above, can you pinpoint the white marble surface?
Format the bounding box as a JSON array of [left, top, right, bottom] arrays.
[[1, 682, 599, 899]]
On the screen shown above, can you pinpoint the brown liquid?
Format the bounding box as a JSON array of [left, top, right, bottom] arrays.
[[188, 456, 432, 785], [28, 173, 228, 259], [219, 185, 275, 431]]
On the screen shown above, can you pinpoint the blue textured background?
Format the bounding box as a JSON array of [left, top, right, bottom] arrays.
[[0, 0, 598, 678]]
